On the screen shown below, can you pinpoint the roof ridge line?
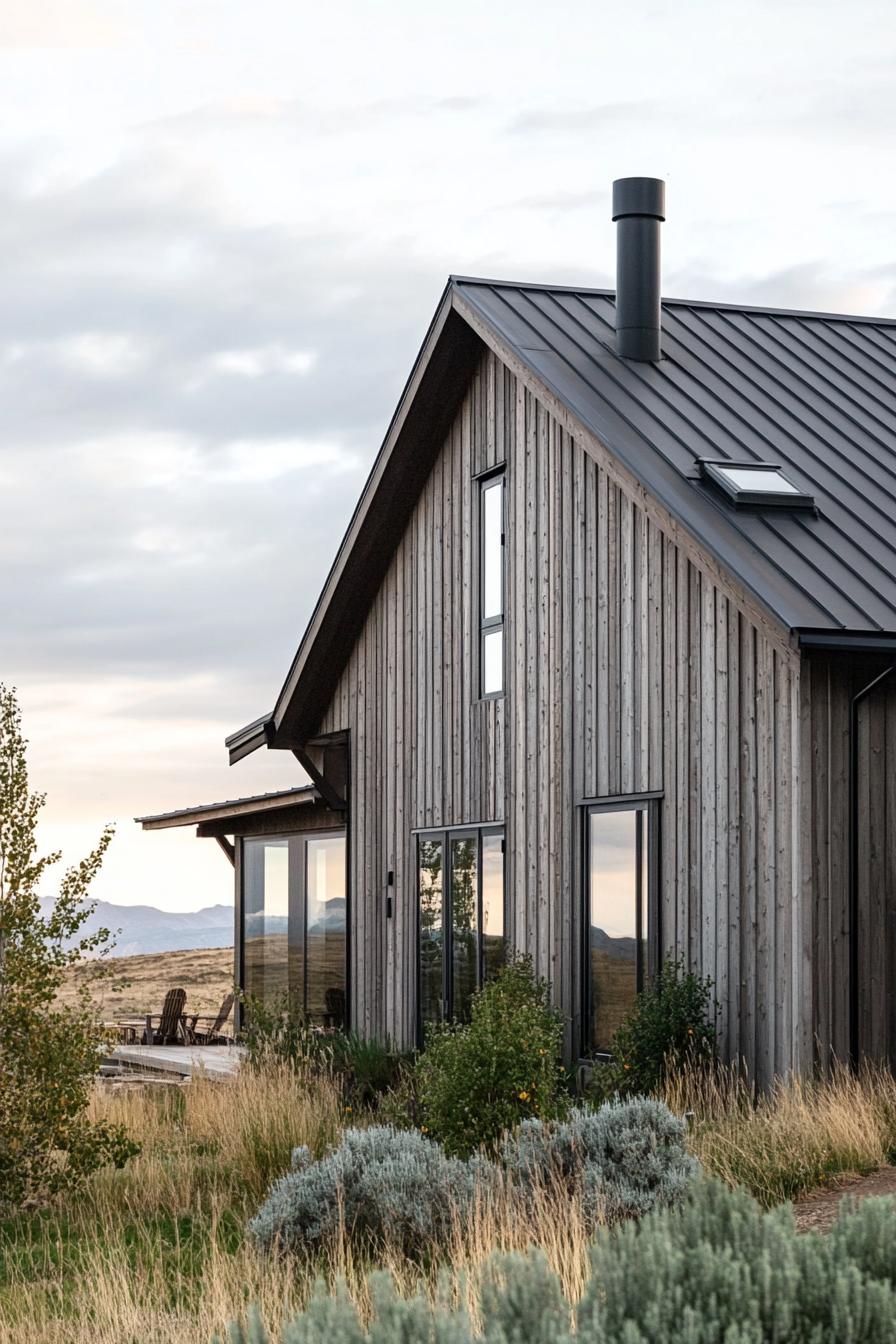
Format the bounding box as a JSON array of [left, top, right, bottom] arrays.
[[449, 276, 896, 327]]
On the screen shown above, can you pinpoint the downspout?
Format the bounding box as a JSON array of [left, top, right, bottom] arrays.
[[849, 662, 896, 1066]]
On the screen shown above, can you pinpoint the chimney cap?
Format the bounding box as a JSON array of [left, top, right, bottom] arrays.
[[612, 177, 665, 223]]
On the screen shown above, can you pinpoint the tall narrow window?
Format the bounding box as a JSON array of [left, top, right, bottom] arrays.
[[418, 826, 505, 1034], [584, 803, 653, 1055], [480, 473, 505, 696], [481, 831, 505, 985]]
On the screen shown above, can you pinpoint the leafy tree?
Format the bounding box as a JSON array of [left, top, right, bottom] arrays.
[[0, 683, 138, 1207]]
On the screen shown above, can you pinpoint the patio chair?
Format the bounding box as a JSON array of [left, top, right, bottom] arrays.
[[189, 992, 235, 1045], [140, 987, 191, 1045], [323, 986, 346, 1029], [105, 1019, 141, 1045]]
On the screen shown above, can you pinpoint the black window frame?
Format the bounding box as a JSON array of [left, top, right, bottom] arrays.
[[415, 823, 506, 1040], [478, 468, 505, 699], [240, 827, 348, 1026], [580, 797, 659, 1059]]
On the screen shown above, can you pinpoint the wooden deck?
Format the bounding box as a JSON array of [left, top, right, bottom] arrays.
[[107, 1044, 244, 1079]]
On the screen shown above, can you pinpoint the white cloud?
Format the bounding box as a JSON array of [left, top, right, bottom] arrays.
[[1, 331, 148, 377], [206, 345, 317, 378], [222, 437, 356, 482], [0, 0, 129, 49]]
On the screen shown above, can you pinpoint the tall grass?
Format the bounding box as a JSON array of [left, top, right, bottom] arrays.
[[0, 1059, 592, 1344], [664, 1058, 896, 1206], [3, 1057, 896, 1343]]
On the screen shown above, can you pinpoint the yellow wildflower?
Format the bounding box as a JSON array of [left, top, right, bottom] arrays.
[[518, 1090, 530, 1102]]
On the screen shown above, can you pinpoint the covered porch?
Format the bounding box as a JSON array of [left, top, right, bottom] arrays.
[[137, 783, 348, 1031]]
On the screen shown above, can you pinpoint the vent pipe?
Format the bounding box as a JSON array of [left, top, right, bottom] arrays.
[[612, 176, 665, 361]]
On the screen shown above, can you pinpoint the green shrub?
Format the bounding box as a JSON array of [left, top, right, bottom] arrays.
[[240, 997, 408, 1112], [501, 1098, 698, 1223], [414, 957, 567, 1156], [228, 1181, 896, 1342], [248, 1125, 496, 1259], [239, 994, 322, 1069], [327, 1032, 410, 1111], [587, 957, 716, 1101]]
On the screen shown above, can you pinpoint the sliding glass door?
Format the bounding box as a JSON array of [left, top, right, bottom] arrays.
[[242, 830, 347, 1026], [242, 838, 290, 1006]]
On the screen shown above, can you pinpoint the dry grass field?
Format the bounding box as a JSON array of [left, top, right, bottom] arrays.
[[56, 945, 233, 1019], [3, 1061, 896, 1342]]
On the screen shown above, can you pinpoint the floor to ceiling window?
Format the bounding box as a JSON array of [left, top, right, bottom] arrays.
[[418, 825, 505, 1034], [583, 801, 655, 1055], [242, 830, 347, 1026], [242, 837, 290, 1006]]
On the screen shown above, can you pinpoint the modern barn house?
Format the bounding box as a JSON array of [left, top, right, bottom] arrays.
[[139, 178, 896, 1085]]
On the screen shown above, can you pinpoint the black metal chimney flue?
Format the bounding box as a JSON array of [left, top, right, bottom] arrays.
[[612, 176, 665, 361]]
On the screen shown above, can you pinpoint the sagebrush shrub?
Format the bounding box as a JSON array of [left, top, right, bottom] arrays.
[[578, 1179, 896, 1343], [501, 1098, 697, 1222], [229, 1181, 896, 1343], [414, 956, 568, 1156], [248, 1124, 496, 1257]]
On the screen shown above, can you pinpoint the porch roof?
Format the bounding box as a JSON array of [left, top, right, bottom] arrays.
[[136, 785, 317, 831]]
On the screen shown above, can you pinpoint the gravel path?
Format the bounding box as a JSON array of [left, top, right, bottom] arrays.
[[793, 1166, 896, 1233]]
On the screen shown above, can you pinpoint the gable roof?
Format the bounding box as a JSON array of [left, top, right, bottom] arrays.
[[231, 277, 896, 759]]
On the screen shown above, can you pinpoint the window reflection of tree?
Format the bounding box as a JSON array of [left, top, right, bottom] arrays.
[[451, 837, 477, 1021], [419, 839, 443, 1021]]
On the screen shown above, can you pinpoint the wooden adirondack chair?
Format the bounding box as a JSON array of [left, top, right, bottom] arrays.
[[189, 992, 235, 1045], [141, 987, 190, 1044], [323, 987, 346, 1029]]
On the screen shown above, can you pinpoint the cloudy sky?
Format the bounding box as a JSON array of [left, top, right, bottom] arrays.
[[4, 0, 896, 913]]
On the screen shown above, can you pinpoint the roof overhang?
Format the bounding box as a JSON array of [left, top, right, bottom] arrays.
[[798, 631, 896, 653], [225, 281, 485, 760], [224, 713, 275, 765], [136, 785, 317, 831]]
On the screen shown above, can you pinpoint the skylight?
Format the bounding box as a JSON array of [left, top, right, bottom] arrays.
[[700, 460, 815, 510]]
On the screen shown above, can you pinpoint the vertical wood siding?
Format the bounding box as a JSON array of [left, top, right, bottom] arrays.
[[319, 347, 804, 1082]]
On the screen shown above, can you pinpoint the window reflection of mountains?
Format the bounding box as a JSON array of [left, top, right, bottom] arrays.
[[590, 927, 637, 960], [246, 898, 346, 937]]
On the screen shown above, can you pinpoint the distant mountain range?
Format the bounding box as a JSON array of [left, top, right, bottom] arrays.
[[244, 898, 346, 938], [39, 898, 233, 958], [589, 926, 639, 960]]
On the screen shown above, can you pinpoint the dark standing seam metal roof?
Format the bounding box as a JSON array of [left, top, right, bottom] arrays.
[[454, 279, 896, 636], [228, 276, 896, 759]]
